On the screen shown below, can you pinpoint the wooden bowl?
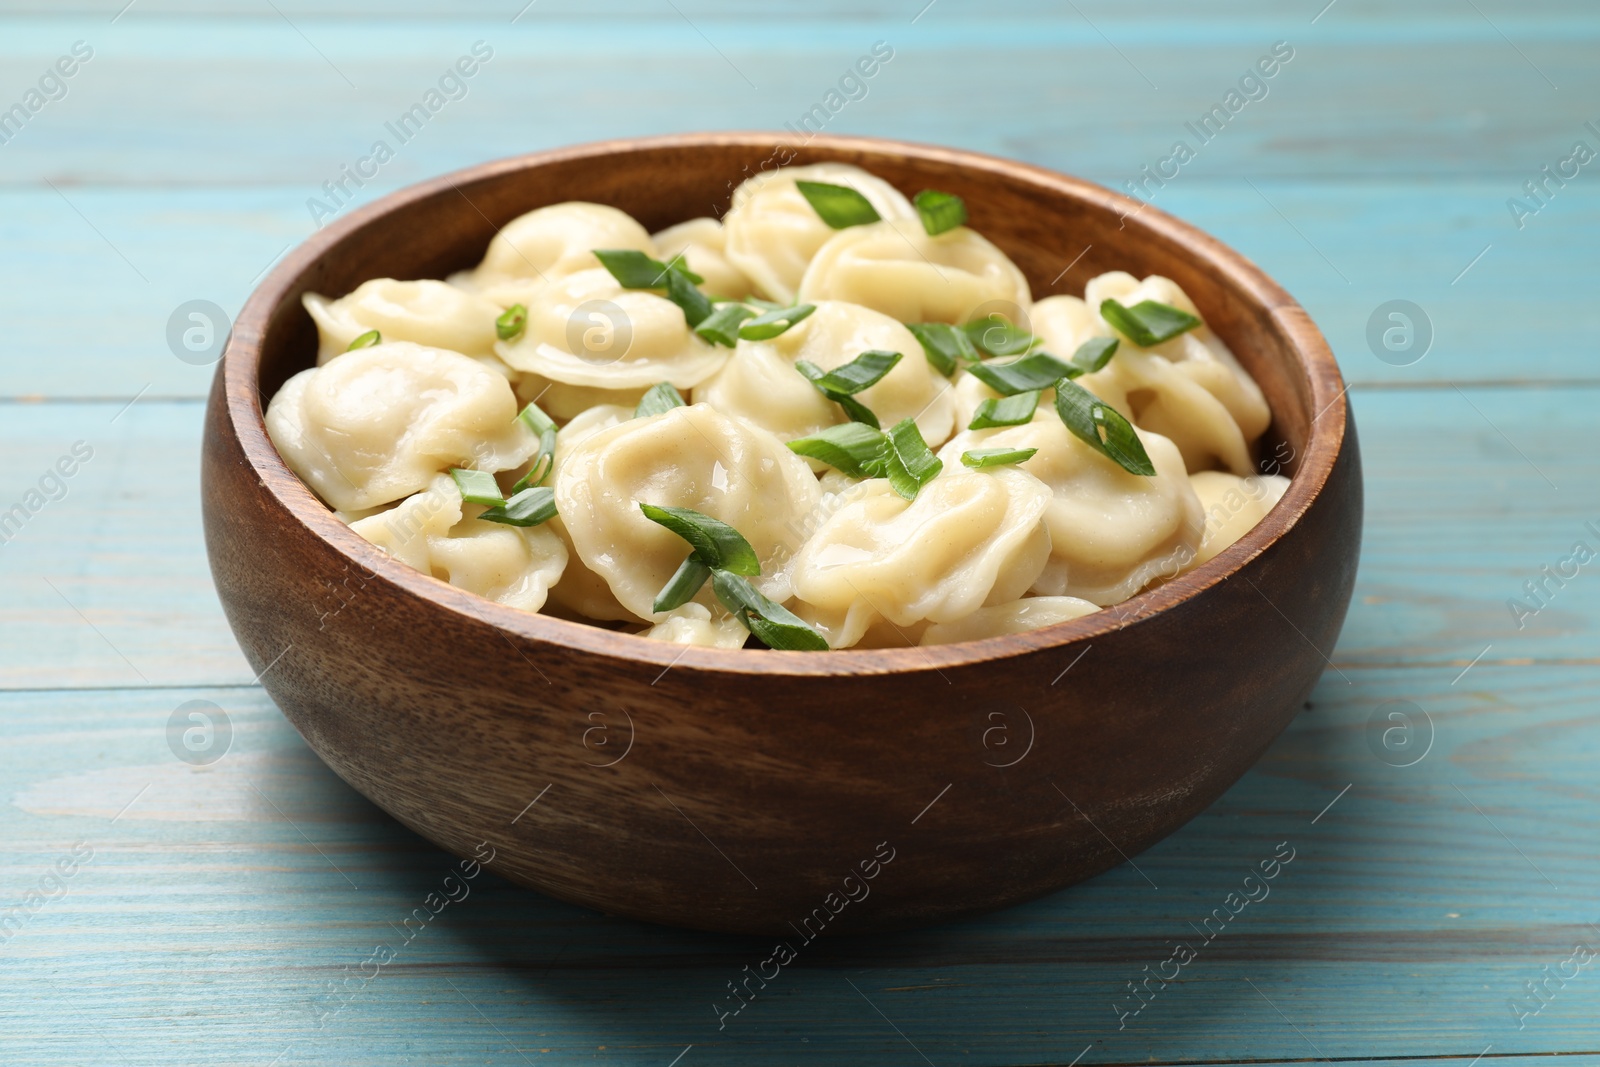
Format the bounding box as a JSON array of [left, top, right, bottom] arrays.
[[203, 133, 1360, 935]]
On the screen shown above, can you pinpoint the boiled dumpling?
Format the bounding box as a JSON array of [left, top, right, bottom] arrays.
[[651, 217, 754, 301], [799, 217, 1032, 326], [265, 341, 536, 512], [936, 418, 1202, 606], [513, 374, 649, 424], [494, 268, 727, 392], [349, 473, 566, 612], [1187, 470, 1290, 567], [723, 163, 916, 304], [456, 201, 656, 306], [787, 467, 1053, 643], [303, 279, 506, 372], [641, 602, 750, 649], [692, 300, 955, 449], [921, 596, 1100, 646], [554, 403, 823, 620]]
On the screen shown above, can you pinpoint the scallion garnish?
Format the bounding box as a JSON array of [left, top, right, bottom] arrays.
[[795, 350, 901, 429], [882, 418, 942, 501], [1053, 377, 1155, 476], [968, 389, 1040, 430], [961, 447, 1038, 469], [914, 189, 967, 236], [962, 315, 1039, 358], [479, 485, 558, 527], [786, 422, 890, 478], [347, 329, 381, 351], [652, 555, 713, 613], [495, 303, 528, 342], [450, 467, 505, 507], [1099, 299, 1201, 347], [905, 321, 980, 377], [964, 351, 1077, 396], [639, 503, 760, 576], [593, 248, 713, 328], [1069, 336, 1119, 374], [512, 401, 558, 492], [711, 570, 829, 651], [634, 382, 687, 419], [695, 303, 756, 347], [795, 180, 882, 229], [664, 269, 714, 328], [739, 303, 816, 341]]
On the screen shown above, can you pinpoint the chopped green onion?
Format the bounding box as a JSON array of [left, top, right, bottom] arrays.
[[738, 303, 816, 341], [914, 189, 968, 236], [1069, 336, 1120, 374], [744, 297, 785, 312], [882, 418, 942, 501], [517, 400, 556, 437], [968, 389, 1041, 430], [710, 570, 829, 651], [495, 304, 527, 342], [962, 315, 1039, 358], [593, 248, 703, 288], [905, 321, 980, 377], [794, 180, 882, 229], [479, 485, 558, 527], [638, 503, 760, 576], [797, 350, 901, 395], [653, 555, 713, 613], [512, 401, 558, 492], [346, 329, 381, 351], [787, 422, 889, 478], [1099, 298, 1202, 347], [961, 447, 1038, 469], [450, 467, 506, 507], [1054, 377, 1156, 476], [634, 382, 687, 419], [964, 352, 1077, 396], [665, 269, 714, 328], [695, 303, 756, 347]]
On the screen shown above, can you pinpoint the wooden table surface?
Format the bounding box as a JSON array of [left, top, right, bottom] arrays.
[[3, 1, 1597, 1063]]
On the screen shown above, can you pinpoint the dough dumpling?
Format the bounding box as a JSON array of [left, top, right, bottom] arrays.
[[921, 596, 1100, 646], [724, 163, 916, 304], [1187, 470, 1290, 567], [641, 603, 750, 649], [937, 418, 1202, 606], [457, 201, 656, 305], [799, 217, 1032, 326], [265, 342, 536, 512], [652, 217, 754, 301], [303, 279, 505, 371], [494, 268, 727, 391], [514, 374, 648, 424], [788, 467, 1053, 641], [554, 403, 822, 620], [349, 474, 567, 613], [692, 300, 955, 449]]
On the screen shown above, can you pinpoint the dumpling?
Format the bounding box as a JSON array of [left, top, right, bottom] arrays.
[[348, 473, 566, 612], [1187, 470, 1290, 567], [936, 418, 1202, 606], [554, 403, 823, 620], [921, 596, 1100, 645], [302, 279, 506, 372], [641, 602, 750, 649], [514, 374, 648, 424], [692, 300, 955, 449], [494, 268, 727, 391], [456, 201, 656, 305], [798, 217, 1032, 326], [723, 163, 916, 303], [264, 342, 536, 512], [787, 467, 1053, 643], [651, 217, 754, 301]]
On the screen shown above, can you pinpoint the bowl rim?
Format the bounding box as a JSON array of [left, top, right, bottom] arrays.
[[219, 131, 1349, 678]]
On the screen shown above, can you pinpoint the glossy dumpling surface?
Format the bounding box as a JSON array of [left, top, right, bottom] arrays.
[[1187, 470, 1290, 567], [651, 217, 754, 301], [303, 279, 504, 368], [920, 595, 1100, 646], [459, 202, 656, 305]]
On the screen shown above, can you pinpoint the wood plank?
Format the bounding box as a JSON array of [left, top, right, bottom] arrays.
[[0, 664, 1595, 1065]]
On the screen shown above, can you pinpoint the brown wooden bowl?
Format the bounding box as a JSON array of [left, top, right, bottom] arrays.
[[202, 133, 1360, 935]]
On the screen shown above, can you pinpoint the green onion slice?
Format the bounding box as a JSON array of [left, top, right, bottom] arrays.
[[962, 315, 1039, 358], [905, 321, 979, 377], [882, 418, 942, 501], [964, 352, 1077, 396], [450, 467, 505, 507], [738, 303, 816, 341], [1069, 336, 1120, 374], [346, 329, 381, 351], [961, 447, 1039, 469], [593, 248, 703, 288], [1053, 377, 1156, 476], [495, 304, 527, 342], [638, 502, 760, 576], [511, 401, 558, 492], [634, 382, 687, 419], [786, 422, 889, 478], [968, 389, 1041, 430], [710, 570, 829, 651], [695, 303, 756, 347], [652, 555, 713, 613], [478, 485, 558, 527], [914, 189, 968, 236], [1099, 298, 1201, 347], [794, 180, 882, 229]]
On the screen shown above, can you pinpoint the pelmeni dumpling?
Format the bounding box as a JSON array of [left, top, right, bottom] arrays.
[[799, 217, 1032, 326], [642, 602, 750, 649], [554, 403, 822, 620], [787, 468, 1053, 642], [1187, 470, 1290, 567], [303, 279, 506, 372], [652, 217, 754, 301], [494, 268, 727, 392], [349, 473, 567, 612], [723, 163, 916, 303], [265, 342, 536, 512], [514, 374, 648, 424], [456, 202, 656, 305], [937, 418, 1202, 606], [921, 596, 1101, 646], [692, 300, 955, 449]]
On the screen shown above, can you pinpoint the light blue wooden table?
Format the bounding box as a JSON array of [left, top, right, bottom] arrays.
[[3, 1, 1598, 1063]]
